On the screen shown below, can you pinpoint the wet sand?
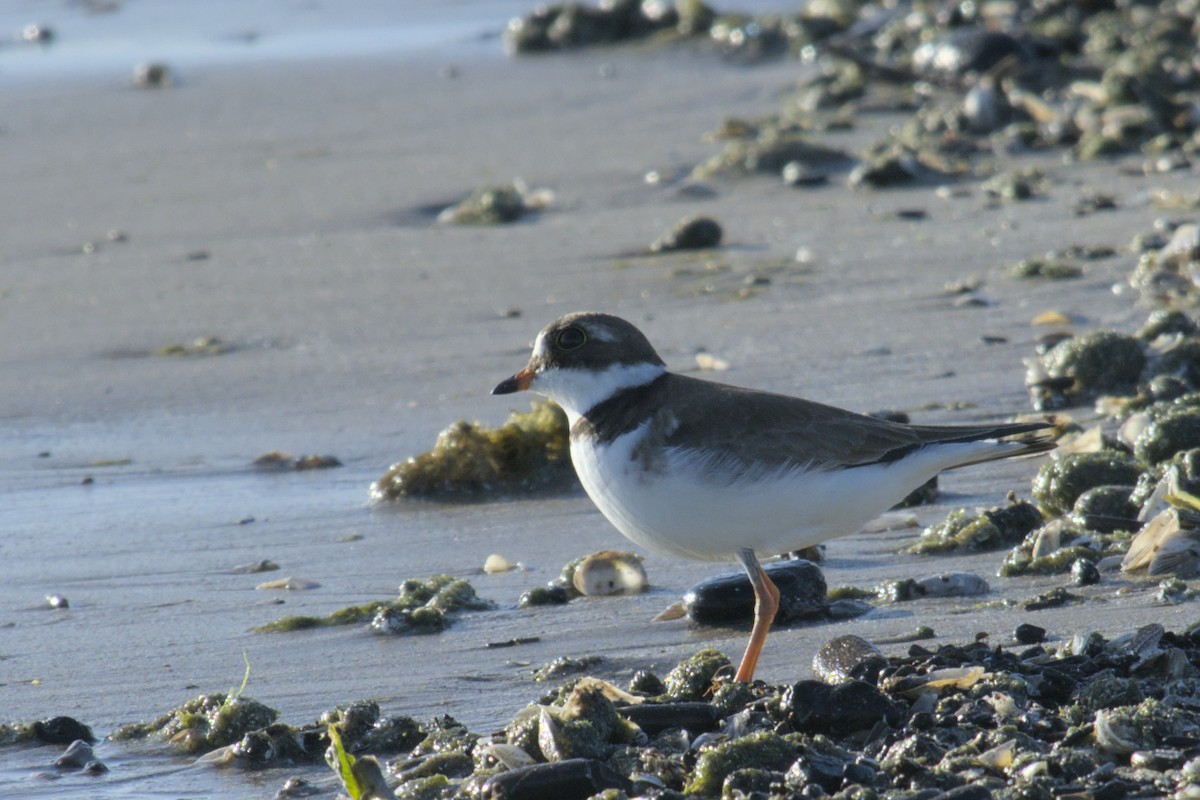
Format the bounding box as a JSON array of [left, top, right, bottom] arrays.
[[1, 39, 1196, 797]]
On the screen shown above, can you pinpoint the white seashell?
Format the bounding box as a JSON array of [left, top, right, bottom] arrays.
[[654, 601, 687, 621], [976, 739, 1017, 772], [1118, 412, 1150, 451], [1123, 509, 1200, 577], [1058, 426, 1104, 455], [255, 577, 320, 591], [483, 554, 518, 574], [862, 511, 919, 532], [915, 573, 989, 597], [478, 742, 537, 771], [1030, 520, 1064, 559], [1094, 709, 1139, 755], [694, 352, 730, 371], [985, 693, 1021, 719], [572, 550, 648, 596], [537, 707, 565, 762]]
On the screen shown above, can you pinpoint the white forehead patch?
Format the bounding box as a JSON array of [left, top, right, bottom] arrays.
[[587, 322, 620, 343]]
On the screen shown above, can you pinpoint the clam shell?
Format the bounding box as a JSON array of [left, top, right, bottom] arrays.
[[572, 550, 648, 596]]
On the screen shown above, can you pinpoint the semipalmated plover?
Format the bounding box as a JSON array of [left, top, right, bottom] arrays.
[[493, 312, 1055, 682]]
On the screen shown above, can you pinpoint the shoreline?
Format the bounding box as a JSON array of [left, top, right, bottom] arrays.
[[3, 12, 1199, 796]]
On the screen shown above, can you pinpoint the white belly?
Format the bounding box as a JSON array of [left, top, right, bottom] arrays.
[[569, 423, 979, 562]]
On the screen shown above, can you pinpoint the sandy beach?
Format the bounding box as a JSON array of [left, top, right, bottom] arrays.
[[3, 9, 1199, 797]]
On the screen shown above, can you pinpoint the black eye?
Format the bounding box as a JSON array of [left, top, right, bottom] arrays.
[[555, 326, 587, 351]]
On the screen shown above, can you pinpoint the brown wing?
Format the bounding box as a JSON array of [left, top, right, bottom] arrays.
[[659, 374, 1052, 471]]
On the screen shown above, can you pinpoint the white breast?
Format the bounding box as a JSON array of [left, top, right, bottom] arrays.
[[570, 427, 993, 562]]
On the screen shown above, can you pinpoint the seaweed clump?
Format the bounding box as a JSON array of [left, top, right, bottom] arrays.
[[907, 496, 1043, 554], [370, 400, 575, 501], [254, 574, 493, 634], [112, 693, 278, 755], [116, 696, 427, 769], [1031, 450, 1143, 517]]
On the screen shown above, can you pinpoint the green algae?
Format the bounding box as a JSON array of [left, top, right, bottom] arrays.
[[254, 574, 493, 633], [685, 730, 797, 795], [370, 400, 574, 501], [112, 693, 278, 755], [1135, 408, 1200, 464], [1040, 331, 1147, 399], [907, 498, 1043, 554], [663, 648, 731, 699], [1032, 451, 1144, 517]]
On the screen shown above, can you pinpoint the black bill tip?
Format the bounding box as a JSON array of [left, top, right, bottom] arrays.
[[492, 376, 520, 395]]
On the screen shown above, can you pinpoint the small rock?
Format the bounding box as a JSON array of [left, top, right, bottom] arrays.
[[1014, 623, 1047, 644], [683, 559, 826, 626], [479, 758, 631, 799], [649, 215, 722, 252], [812, 635, 884, 684], [54, 740, 95, 769], [34, 717, 95, 745]]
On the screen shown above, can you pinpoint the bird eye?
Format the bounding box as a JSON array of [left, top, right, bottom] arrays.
[[555, 326, 587, 351]]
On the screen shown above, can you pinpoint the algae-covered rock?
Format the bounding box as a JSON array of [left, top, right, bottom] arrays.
[[649, 215, 722, 253], [113, 694, 278, 755], [0, 717, 97, 747], [436, 181, 550, 225], [1138, 309, 1199, 341], [1134, 408, 1200, 464], [693, 129, 852, 179], [256, 574, 493, 633], [1032, 451, 1144, 517], [1068, 485, 1139, 532], [663, 648, 731, 699], [1040, 332, 1147, 400], [685, 730, 797, 795], [371, 400, 574, 500], [907, 497, 1042, 554]]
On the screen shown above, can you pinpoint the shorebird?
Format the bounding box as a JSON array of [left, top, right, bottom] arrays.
[[493, 312, 1055, 681]]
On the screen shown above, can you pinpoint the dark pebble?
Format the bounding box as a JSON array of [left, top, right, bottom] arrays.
[[684, 560, 826, 626], [908, 711, 936, 731], [843, 759, 878, 786], [519, 585, 570, 607], [479, 757, 630, 800], [1014, 623, 1046, 644], [649, 216, 723, 253], [780, 680, 901, 736], [618, 702, 721, 736], [789, 749, 849, 792], [812, 634, 884, 684], [34, 717, 95, 745], [1071, 558, 1101, 586], [54, 739, 94, 769], [931, 784, 995, 800]]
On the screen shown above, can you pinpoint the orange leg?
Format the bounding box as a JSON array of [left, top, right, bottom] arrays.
[[733, 548, 780, 682]]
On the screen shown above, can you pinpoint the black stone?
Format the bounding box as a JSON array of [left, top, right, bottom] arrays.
[[1071, 558, 1102, 586], [1014, 623, 1046, 644], [781, 680, 901, 736], [479, 758, 630, 800], [618, 702, 721, 736], [931, 784, 994, 800], [33, 717, 96, 745], [684, 560, 826, 627]]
